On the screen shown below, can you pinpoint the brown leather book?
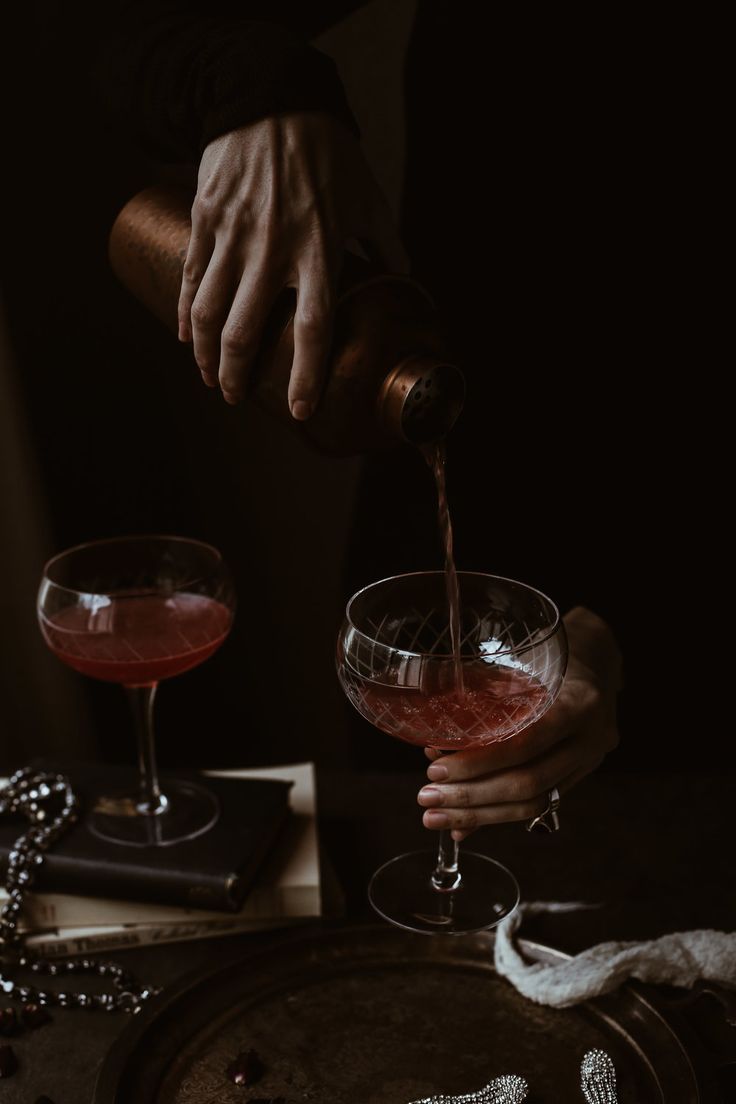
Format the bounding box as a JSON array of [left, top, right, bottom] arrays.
[[0, 762, 292, 912]]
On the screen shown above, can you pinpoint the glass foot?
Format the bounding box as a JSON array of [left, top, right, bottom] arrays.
[[87, 779, 220, 847], [368, 849, 520, 935]]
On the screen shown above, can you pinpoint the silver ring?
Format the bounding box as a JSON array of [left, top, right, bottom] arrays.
[[526, 786, 561, 833]]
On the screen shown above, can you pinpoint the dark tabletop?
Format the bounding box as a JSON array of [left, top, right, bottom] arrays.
[[4, 769, 735, 1102]]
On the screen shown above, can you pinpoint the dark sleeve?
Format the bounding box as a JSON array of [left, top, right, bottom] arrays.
[[83, 2, 358, 162]]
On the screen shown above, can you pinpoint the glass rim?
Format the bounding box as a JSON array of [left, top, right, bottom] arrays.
[[40, 534, 226, 600], [343, 569, 562, 661]]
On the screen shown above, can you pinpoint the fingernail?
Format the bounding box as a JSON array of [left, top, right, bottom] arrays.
[[222, 391, 240, 405], [417, 786, 443, 807], [427, 763, 448, 782], [200, 372, 217, 388], [290, 399, 313, 421], [424, 810, 449, 828]]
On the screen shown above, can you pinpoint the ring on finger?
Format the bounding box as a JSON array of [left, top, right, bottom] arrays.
[[525, 786, 561, 833]]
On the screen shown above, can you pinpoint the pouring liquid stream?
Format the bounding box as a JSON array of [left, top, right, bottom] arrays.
[[423, 440, 465, 697]]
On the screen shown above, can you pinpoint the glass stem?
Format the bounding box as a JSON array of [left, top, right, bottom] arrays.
[[432, 829, 461, 891], [127, 684, 168, 817], [430, 750, 461, 891]]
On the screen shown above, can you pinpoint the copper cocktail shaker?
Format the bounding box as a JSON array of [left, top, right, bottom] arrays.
[[109, 188, 464, 455]]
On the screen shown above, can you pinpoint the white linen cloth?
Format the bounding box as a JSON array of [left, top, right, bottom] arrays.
[[494, 901, 736, 1008]]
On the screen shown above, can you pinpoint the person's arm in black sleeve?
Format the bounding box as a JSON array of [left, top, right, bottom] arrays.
[[85, 3, 359, 162]]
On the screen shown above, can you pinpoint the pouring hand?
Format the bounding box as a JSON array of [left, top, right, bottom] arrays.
[[178, 112, 408, 417]]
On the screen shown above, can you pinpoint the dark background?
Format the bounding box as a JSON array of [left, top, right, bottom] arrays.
[[0, 2, 719, 776]]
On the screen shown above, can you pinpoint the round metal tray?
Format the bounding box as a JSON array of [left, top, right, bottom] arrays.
[[93, 925, 702, 1103]]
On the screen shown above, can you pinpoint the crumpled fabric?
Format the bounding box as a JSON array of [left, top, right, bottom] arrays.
[[494, 901, 736, 1008]]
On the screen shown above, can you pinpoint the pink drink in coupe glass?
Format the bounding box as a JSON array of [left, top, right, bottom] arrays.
[[337, 569, 567, 934], [37, 535, 236, 846], [40, 593, 232, 686], [355, 664, 550, 750]]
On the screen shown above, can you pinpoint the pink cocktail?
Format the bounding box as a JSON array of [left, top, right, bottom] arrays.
[[337, 571, 567, 935], [354, 664, 551, 749], [38, 536, 235, 847], [41, 593, 232, 686]]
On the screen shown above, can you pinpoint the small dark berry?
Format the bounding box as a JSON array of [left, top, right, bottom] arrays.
[[0, 1008, 20, 1036], [0, 1044, 18, 1077], [226, 1048, 264, 1086], [22, 1002, 53, 1029]]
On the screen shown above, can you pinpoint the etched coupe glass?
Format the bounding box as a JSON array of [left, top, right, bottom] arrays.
[[337, 571, 567, 934], [38, 535, 235, 847]]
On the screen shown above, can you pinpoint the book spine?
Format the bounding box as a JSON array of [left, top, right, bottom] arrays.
[[9, 882, 321, 928], [22, 854, 238, 912], [26, 919, 299, 958]]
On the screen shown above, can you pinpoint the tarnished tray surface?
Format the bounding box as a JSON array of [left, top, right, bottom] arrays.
[[94, 925, 702, 1103]]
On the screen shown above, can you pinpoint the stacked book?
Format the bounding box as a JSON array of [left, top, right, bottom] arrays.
[[0, 763, 330, 956]]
